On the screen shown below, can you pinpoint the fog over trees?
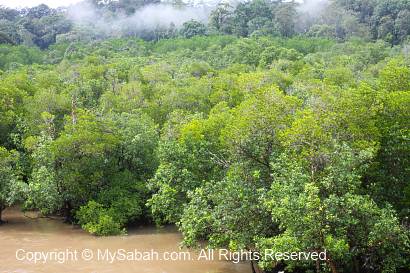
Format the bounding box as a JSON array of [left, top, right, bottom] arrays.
[[1, 0, 410, 47]]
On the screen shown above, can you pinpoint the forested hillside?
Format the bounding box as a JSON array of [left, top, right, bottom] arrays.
[[2, 0, 410, 48], [0, 1, 409, 273]]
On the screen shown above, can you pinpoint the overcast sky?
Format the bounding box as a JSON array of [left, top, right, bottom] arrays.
[[0, 0, 84, 8]]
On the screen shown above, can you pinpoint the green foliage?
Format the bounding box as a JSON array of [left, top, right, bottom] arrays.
[[0, 45, 44, 70], [259, 46, 302, 67], [2, 0, 410, 50], [0, 24, 409, 272], [261, 145, 408, 272], [365, 90, 410, 217], [76, 171, 146, 236], [76, 200, 125, 236], [180, 20, 207, 38], [111, 111, 159, 177], [0, 5, 71, 49], [51, 110, 119, 210], [180, 173, 275, 250], [335, 0, 410, 44], [24, 134, 61, 215], [379, 58, 410, 92], [0, 147, 26, 221]]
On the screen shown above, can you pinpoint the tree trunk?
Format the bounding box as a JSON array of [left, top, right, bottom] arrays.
[[353, 257, 360, 273], [63, 202, 73, 223], [71, 96, 77, 125], [327, 258, 338, 273], [250, 260, 257, 273], [0, 206, 4, 224]]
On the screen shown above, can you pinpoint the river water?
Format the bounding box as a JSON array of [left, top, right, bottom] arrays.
[[0, 208, 250, 273]]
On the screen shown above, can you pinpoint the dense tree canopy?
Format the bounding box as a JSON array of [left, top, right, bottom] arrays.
[[0, 1, 409, 273], [2, 0, 410, 48]]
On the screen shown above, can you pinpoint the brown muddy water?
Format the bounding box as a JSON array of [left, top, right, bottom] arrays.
[[0, 207, 250, 273]]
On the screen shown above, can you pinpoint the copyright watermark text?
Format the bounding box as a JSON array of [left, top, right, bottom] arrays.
[[15, 248, 327, 264]]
